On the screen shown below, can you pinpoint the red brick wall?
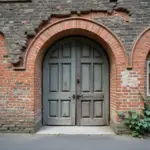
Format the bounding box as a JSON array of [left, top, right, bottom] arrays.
[[0, 34, 35, 132], [0, 17, 149, 133]]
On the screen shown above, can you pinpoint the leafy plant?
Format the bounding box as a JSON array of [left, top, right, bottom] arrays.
[[118, 94, 150, 137]]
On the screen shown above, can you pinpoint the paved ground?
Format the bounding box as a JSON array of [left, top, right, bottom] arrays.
[[0, 134, 149, 150]]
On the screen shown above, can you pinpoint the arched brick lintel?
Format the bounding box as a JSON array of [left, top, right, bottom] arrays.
[[13, 17, 128, 70], [0, 32, 5, 47], [131, 27, 150, 69], [18, 17, 129, 126]]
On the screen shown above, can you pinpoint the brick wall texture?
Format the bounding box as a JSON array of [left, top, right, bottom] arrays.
[[0, 0, 150, 133]]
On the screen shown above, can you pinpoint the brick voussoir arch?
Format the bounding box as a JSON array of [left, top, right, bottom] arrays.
[[131, 27, 150, 68], [14, 17, 128, 70]]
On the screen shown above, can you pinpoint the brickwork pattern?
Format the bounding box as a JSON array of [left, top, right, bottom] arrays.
[[0, 0, 149, 65], [0, 0, 150, 133]]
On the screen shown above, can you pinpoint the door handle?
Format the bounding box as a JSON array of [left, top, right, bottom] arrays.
[[69, 94, 76, 99], [76, 95, 83, 99], [72, 94, 76, 99], [69, 94, 82, 99]]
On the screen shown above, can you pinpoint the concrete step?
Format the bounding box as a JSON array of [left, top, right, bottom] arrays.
[[36, 126, 115, 135]]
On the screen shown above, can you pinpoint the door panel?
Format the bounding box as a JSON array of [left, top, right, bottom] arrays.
[[94, 64, 102, 92], [49, 64, 59, 92], [61, 64, 71, 92], [49, 100, 58, 117], [81, 100, 91, 118], [76, 40, 107, 125], [93, 100, 103, 118], [61, 100, 70, 117], [43, 41, 76, 125], [81, 64, 91, 92], [43, 37, 109, 126]]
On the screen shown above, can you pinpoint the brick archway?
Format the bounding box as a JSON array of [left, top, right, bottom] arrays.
[[24, 18, 127, 130], [25, 18, 128, 69], [131, 27, 150, 94], [131, 27, 150, 68]]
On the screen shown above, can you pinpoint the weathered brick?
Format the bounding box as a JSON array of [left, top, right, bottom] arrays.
[[0, 0, 150, 134]]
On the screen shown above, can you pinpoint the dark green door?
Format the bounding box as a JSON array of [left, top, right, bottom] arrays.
[[43, 37, 109, 126]]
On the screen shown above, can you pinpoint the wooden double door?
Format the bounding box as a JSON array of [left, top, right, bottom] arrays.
[[43, 37, 109, 126]]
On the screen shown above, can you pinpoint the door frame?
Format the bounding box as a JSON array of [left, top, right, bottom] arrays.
[[42, 36, 110, 126]]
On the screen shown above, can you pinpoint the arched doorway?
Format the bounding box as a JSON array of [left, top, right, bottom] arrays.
[[43, 37, 109, 126], [23, 18, 127, 131]]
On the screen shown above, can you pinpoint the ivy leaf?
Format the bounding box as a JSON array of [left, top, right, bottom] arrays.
[[132, 114, 138, 120], [138, 122, 142, 126], [142, 123, 148, 129], [117, 100, 150, 138], [131, 121, 135, 125], [144, 117, 150, 122], [125, 115, 130, 120], [140, 119, 145, 124], [135, 126, 140, 131], [125, 120, 130, 125], [145, 110, 150, 116]]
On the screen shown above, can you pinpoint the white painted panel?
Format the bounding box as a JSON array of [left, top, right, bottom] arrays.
[[51, 49, 59, 58], [93, 101, 102, 118], [62, 43, 71, 58], [81, 64, 91, 92], [81, 101, 91, 118], [81, 44, 91, 57], [49, 100, 58, 117], [49, 64, 59, 92], [61, 100, 70, 117], [93, 48, 101, 58], [94, 64, 102, 92], [62, 64, 71, 92]]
